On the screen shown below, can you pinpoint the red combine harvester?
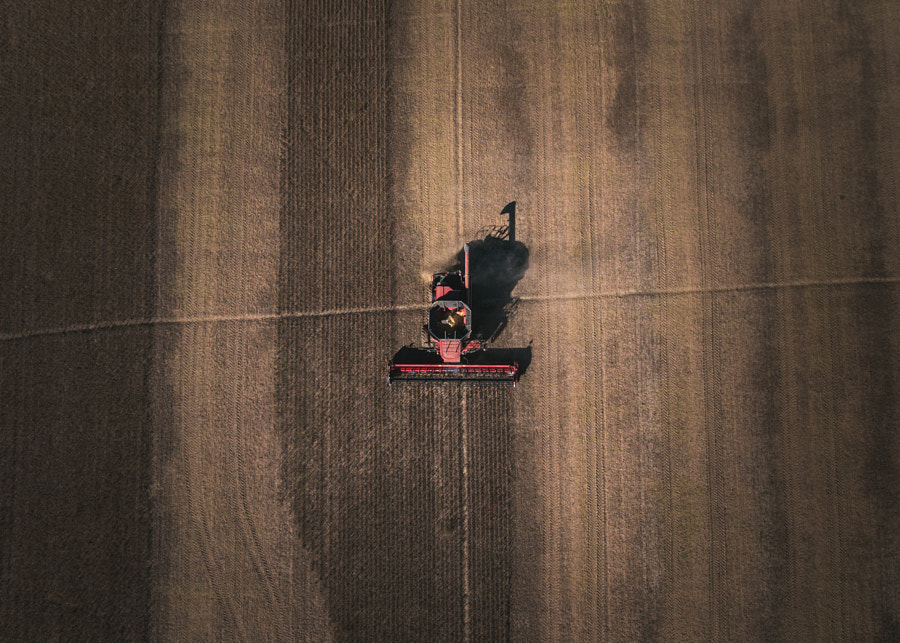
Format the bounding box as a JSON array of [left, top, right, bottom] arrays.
[[388, 243, 519, 384]]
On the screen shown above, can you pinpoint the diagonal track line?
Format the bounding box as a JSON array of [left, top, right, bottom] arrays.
[[517, 275, 900, 302], [3, 276, 897, 342], [0, 305, 424, 341]]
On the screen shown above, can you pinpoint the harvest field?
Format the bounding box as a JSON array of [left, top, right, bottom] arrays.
[[2, 0, 899, 640]]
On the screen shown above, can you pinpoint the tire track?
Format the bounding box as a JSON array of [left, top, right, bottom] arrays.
[[454, 0, 465, 242], [229, 163, 281, 620], [234, 326, 281, 619], [581, 12, 607, 635], [689, 1, 725, 638], [183, 328, 238, 640], [703, 292, 728, 642], [650, 8, 676, 625], [823, 286, 846, 639], [533, 17, 559, 638], [460, 386, 471, 643], [652, 88, 675, 633], [777, 287, 803, 639], [453, 3, 471, 638]]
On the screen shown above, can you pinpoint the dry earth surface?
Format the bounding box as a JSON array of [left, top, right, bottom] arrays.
[[2, 0, 899, 641]]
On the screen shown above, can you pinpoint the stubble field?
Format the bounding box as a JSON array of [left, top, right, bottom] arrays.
[[2, 0, 899, 640]]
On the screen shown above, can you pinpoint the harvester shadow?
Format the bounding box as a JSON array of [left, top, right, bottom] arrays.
[[454, 201, 529, 344]]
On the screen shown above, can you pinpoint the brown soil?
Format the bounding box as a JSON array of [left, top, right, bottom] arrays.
[[3, 0, 898, 640]]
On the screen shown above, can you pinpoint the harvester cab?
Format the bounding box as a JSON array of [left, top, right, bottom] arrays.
[[388, 243, 520, 384]]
